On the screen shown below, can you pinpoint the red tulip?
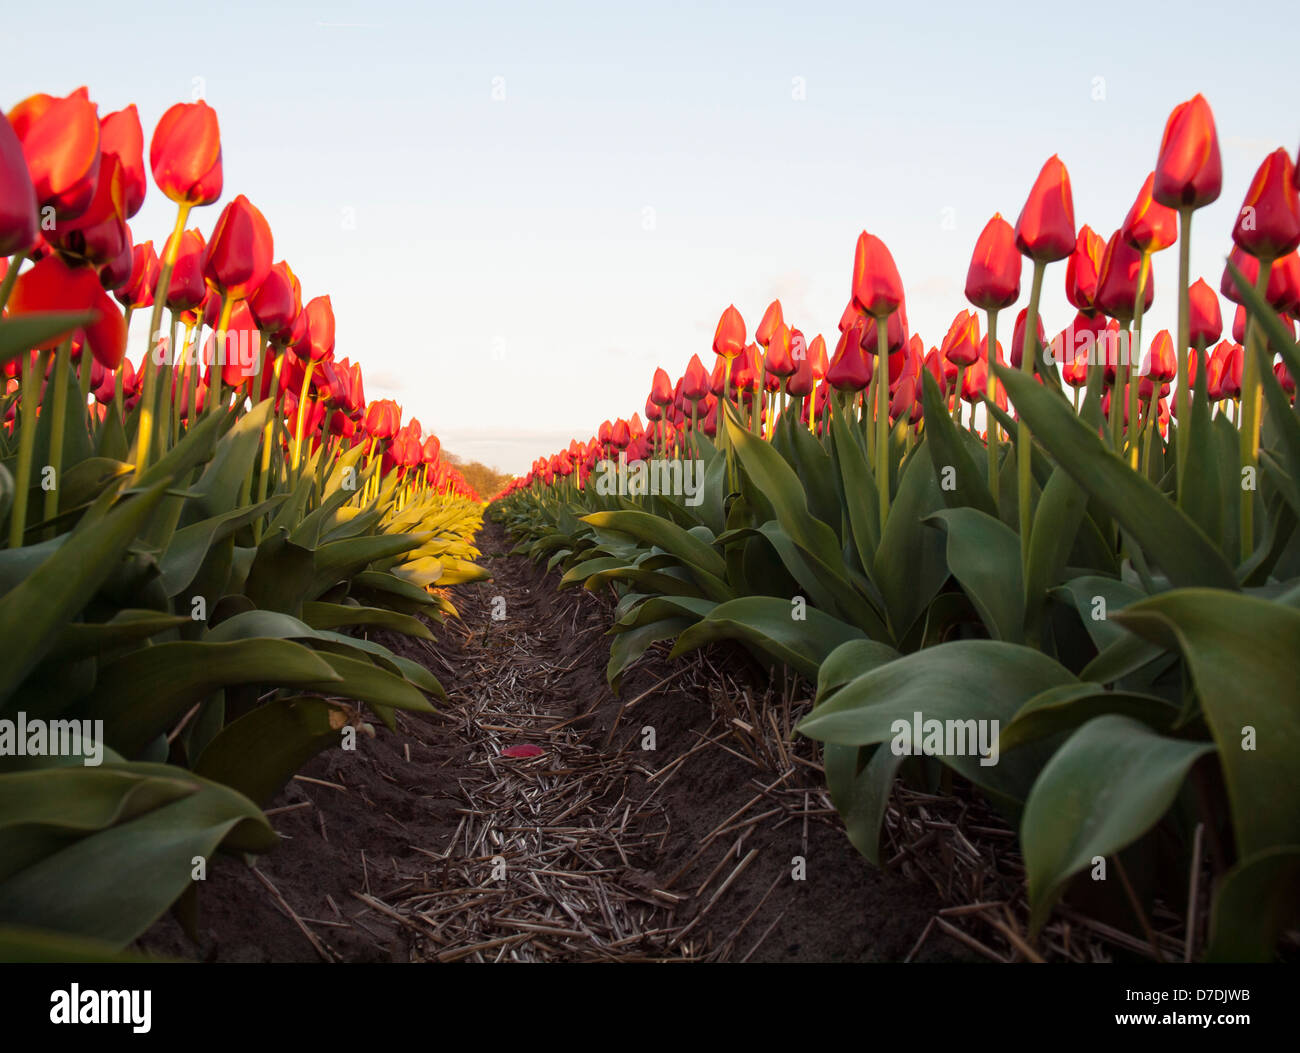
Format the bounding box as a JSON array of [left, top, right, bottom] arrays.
[[249, 260, 300, 341], [786, 334, 816, 397], [682, 354, 711, 402], [1014, 156, 1075, 263], [650, 366, 673, 405], [941, 310, 980, 367], [1142, 329, 1177, 382], [0, 112, 38, 256], [1095, 230, 1153, 321], [1066, 225, 1105, 314], [965, 213, 1021, 312], [1009, 306, 1046, 370], [302, 295, 335, 362], [1232, 148, 1300, 261], [98, 230, 135, 293], [851, 232, 904, 318], [1153, 95, 1222, 210], [713, 305, 746, 359], [1188, 278, 1223, 348], [11, 88, 101, 220], [204, 195, 272, 299], [164, 228, 207, 311], [808, 333, 829, 380], [828, 322, 872, 391], [756, 299, 784, 347], [1122, 172, 1178, 253], [9, 253, 126, 369], [766, 321, 796, 377], [114, 241, 160, 310], [150, 101, 222, 206], [99, 105, 146, 218]]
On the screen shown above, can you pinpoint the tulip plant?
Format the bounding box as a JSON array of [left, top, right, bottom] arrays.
[[0, 89, 486, 958], [493, 95, 1300, 961]]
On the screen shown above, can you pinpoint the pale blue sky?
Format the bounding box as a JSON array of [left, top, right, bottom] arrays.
[[4, 1, 1297, 472]]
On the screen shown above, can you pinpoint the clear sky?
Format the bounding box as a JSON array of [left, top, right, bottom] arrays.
[[4, 0, 1297, 473]]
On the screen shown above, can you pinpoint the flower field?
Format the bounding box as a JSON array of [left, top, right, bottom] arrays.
[[492, 96, 1300, 963], [1, 77, 1297, 973]]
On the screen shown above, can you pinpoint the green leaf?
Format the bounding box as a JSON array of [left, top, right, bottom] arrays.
[[194, 696, 344, 806], [798, 640, 1075, 804], [301, 601, 434, 641], [824, 743, 904, 866], [305, 652, 436, 714], [669, 596, 866, 679], [80, 639, 341, 757], [0, 762, 275, 947], [1021, 715, 1213, 933], [582, 509, 727, 581], [0, 482, 169, 709], [1023, 467, 1088, 639], [0, 312, 96, 366], [921, 369, 997, 516], [872, 447, 949, 641], [1114, 589, 1300, 856], [1206, 846, 1300, 962], [997, 364, 1238, 590], [998, 683, 1179, 754], [927, 508, 1024, 642]]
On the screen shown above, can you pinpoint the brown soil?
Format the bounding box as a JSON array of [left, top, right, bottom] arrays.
[[140, 521, 974, 962]]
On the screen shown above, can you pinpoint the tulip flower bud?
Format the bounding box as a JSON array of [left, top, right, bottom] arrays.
[[1010, 306, 1046, 370], [10, 253, 126, 369], [941, 310, 980, 367], [1065, 225, 1105, 314], [765, 321, 796, 377], [114, 240, 160, 310], [150, 101, 222, 206], [965, 213, 1021, 311], [249, 261, 299, 340], [852, 232, 905, 318], [1232, 148, 1300, 261], [1095, 230, 1154, 321], [828, 322, 872, 391], [682, 355, 711, 401], [12, 88, 101, 220], [712, 305, 746, 359], [1187, 278, 1223, 348], [100, 105, 146, 218], [1014, 156, 1076, 263], [1121, 172, 1178, 253], [650, 366, 673, 405], [165, 228, 207, 311], [756, 299, 784, 347], [1153, 95, 1222, 210], [808, 333, 828, 381], [0, 113, 38, 256], [204, 194, 273, 299], [1143, 330, 1177, 382]]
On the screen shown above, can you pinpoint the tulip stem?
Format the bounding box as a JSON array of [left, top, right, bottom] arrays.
[[8, 350, 49, 548], [77, 345, 93, 418], [291, 359, 319, 476], [1127, 253, 1151, 467], [1174, 207, 1193, 498], [875, 317, 891, 532], [0, 250, 27, 312], [43, 337, 74, 532], [1017, 259, 1046, 567], [985, 309, 1000, 507], [206, 295, 234, 417], [1238, 258, 1273, 562], [131, 203, 191, 479]]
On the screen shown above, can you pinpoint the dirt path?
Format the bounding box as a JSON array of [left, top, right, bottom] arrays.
[[143, 522, 965, 962]]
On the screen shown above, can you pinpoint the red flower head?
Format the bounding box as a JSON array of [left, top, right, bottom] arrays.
[[164, 228, 207, 311], [1143, 329, 1177, 382], [0, 113, 38, 256], [713, 304, 746, 359], [150, 101, 222, 207], [249, 261, 301, 343], [114, 240, 160, 310], [681, 354, 711, 402], [1153, 95, 1222, 210], [965, 213, 1020, 312], [99, 105, 146, 218], [10, 88, 101, 220], [852, 232, 904, 318], [1066, 225, 1106, 314], [10, 253, 126, 369], [1232, 148, 1300, 261], [1122, 172, 1178, 254], [941, 310, 981, 367], [1188, 277, 1223, 348], [204, 194, 273, 300], [756, 299, 784, 347], [1095, 230, 1154, 321], [1014, 156, 1075, 263]]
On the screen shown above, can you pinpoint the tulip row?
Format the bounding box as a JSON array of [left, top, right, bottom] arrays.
[[0, 90, 487, 958], [493, 95, 1300, 961]]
